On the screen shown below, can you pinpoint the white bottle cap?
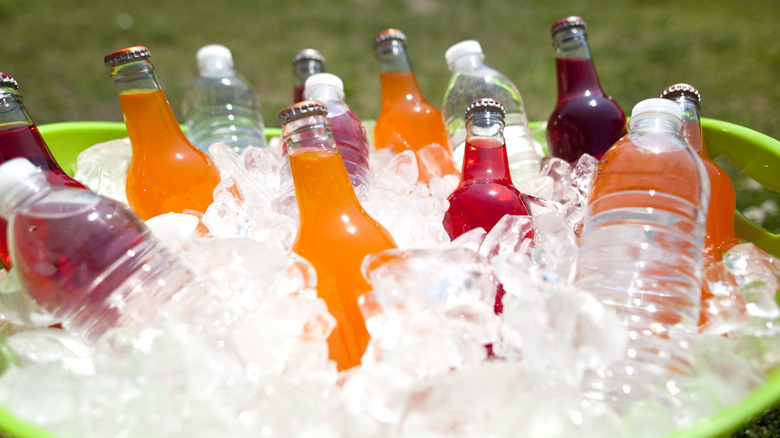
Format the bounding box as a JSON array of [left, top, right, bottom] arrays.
[[631, 98, 683, 121], [0, 158, 40, 214], [196, 44, 234, 76], [303, 73, 345, 100], [445, 40, 484, 71]]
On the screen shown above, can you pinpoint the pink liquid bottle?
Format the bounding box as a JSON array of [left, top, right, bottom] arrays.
[[0, 73, 87, 270], [547, 16, 626, 162], [304, 73, 371, 194], [0, 158, 197, 343], [443, 98, 532, 313], [292, 49, 326, 103]]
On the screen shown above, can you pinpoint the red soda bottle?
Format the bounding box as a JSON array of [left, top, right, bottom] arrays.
[[292, 49, 326, 103], [547, 16, 626, 162]]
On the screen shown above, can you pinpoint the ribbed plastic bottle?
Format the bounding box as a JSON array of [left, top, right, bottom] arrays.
[[292, 49, 326, 103], [575, 98, 710, 408], [373, 28, 458, 184], [182, 44, 267, 155], [278, 100, 397, 370], [442, 40, 541, 183], [304, 73, 371, 193], [0, 73, 87, 270], [547, 16, 626, 163], [0, 157, 196, 343], [660, 83, 738, 259], [104, 46, 222, 221]]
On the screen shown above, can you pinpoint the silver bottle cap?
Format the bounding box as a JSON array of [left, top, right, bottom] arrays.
[[104, 46, 151, 67], [465, 98, 506, 120]]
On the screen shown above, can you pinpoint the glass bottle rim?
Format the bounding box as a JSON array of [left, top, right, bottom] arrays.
[[278, 100, 329, 127], [104, 46, 151, 67]]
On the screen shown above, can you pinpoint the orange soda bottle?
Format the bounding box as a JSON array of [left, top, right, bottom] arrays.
[[104, 46, 221, 221], [372, 29, 458, 184], [278, 100, 398, 370], [660, 83, 738, 259]]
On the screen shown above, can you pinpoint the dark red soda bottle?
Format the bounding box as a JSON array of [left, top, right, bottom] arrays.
[[443, 98, 532, 313], [0, 73, 86, 270], [291, 49, 326, 103], [546, 16, 626, 162]]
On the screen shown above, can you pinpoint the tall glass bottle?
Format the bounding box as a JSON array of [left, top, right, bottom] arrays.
[[373, 28, 457, 184], [278, 100, 397, 370], [575, 98, 709, 408], [0, 73, 87, 270], [660, 83, 738, 259], [104, 46, 222, 221], [292, 49, 326, 103], [547, 16, 626, 162], [442, 40, 541, 183]]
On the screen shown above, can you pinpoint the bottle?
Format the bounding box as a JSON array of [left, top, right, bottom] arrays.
[[303, 72, 371, 193], [442, 40, 541, 182], [373, 28, 458, 184], [574, 98, 709, 408], [547, 16, 627, 163], [0, 73, 87, 270], [0, 157, 196, 343], [182, 44, 267, 155], [660, 83, 738, 259], [442, 98, 532, 313], [104, 46, 222, 221], [278, 100, 397, 370], [292, 49, 326, 103]]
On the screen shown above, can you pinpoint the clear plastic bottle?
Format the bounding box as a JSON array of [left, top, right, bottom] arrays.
[[304, 73, 371, 193], [0, 73, 87, 270], [182, 44, 267, 154], [547, 16, 626, 163], [442, 40, 541, 183], [292, 49, 326, 103], [278, 100, 397, 370], [104, 46, 221, 221], [0, 157, 196, 343], [575, 98, 710, 408]]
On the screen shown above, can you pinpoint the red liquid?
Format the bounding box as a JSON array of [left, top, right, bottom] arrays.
[[294, 85, 305, 103], [329, 108, 371, 189], [547, 58, 626, 162], [0, 124, 86, 269]]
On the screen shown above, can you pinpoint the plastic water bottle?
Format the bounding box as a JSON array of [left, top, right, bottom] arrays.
[[0, 158, 197, 343], [574, 98, 710, 409], [442, 40, 541, 183], [304, 73, 371, 194], [182, 44, 267, 155]]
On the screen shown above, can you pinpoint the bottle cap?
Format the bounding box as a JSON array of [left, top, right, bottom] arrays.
[[373, 28, 406, 48], [304, 73, 344, 99], [465, 98, 506, 120], [550, 16, 587, 37], [631, 98, 683, 121], [291, 48, 326, 65], [660, 83, 701, 104], [196, 44, 234, 73], [445, 40, 484, 70], [278, 100, 329, 127], [0, 158, 39, 201], [0, 73, 19, 90], [104, 46, 151, 67]]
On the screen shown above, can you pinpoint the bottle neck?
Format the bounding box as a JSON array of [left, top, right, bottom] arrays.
[[375, 39, 414, 74], [109, 58, 162, 95], [293, 60, 324, 87], [462, 111, 512, 182], [375, 39, 423, 103], [552, 27, 602, 97], [669, 94, 706, 156], [628, 112, 683, 135], [0, 87, 34, 127]]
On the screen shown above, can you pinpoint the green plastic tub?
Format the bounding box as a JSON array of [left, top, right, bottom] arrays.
[[0, 119, 777, 438]]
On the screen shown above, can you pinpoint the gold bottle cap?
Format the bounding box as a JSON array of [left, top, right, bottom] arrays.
[[104, 46, 151, 67]]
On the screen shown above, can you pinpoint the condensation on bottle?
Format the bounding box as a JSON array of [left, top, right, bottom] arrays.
[[182, 44, 267, 155], [574, 98, 710, 409], [442, 40, 541, 183]]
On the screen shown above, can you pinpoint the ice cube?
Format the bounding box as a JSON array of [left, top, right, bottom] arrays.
[[75, 137, 131, 205]]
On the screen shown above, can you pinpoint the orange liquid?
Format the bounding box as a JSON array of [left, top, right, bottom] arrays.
[[118, 89, 221, 220], [374, 72, 456, 183], [290, 149, 397, 370]]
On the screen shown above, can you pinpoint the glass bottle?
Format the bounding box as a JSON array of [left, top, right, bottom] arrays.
[[373, 28, 457, 184], [292, 49, 326, 103], [0, 157, 196, 343], [575, 98, 709, 409], [442, 40, 541, 183], [0, 73, 87, 270], [278, 100, 397, 371], [104, 46, 222, 221], [660, 83, 738, 259], [304, 72, 371, 194], [182, 44, 267, 155], [547, 16, 626, 162]]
